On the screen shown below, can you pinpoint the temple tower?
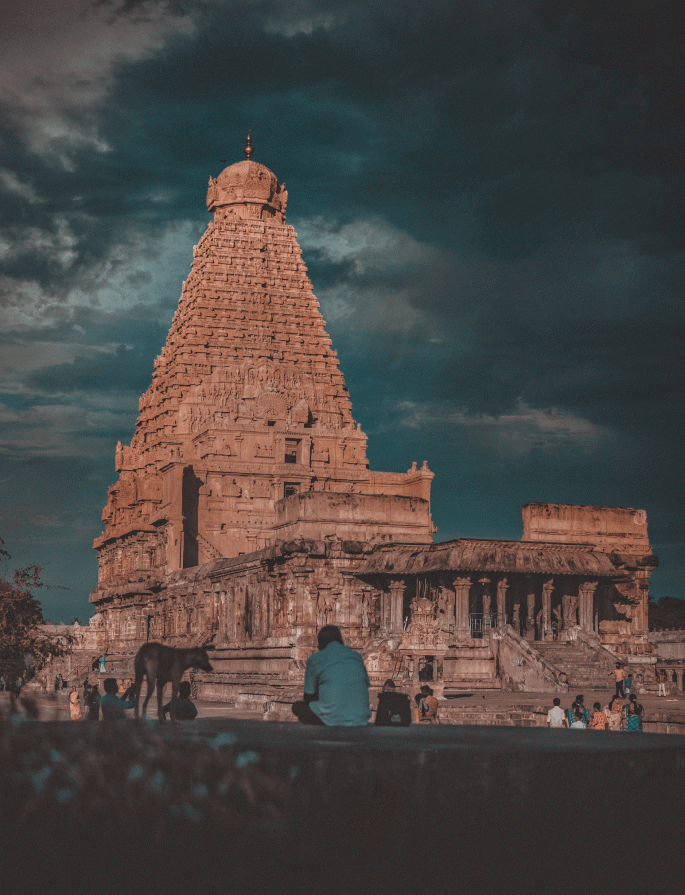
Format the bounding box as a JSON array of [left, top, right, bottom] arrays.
[[92, 138, 434, 600]]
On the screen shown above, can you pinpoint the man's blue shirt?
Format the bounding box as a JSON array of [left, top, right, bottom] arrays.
[[304, 641, 371, 726]]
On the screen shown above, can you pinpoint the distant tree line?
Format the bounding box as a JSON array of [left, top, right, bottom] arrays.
[[648, 596, 685, 630]]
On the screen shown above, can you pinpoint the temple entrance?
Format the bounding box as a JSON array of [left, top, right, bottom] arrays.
[[182, 465, 202, 567], [418, 655, 435, 682]]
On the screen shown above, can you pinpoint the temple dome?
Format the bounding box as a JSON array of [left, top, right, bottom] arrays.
[[207, 138, 287, 222]]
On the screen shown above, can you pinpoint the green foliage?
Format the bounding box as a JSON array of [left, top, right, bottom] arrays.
[[648, 596, 685, 630], [0, 537, 71, 673]]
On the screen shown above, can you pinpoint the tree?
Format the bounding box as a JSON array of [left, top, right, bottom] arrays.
[[0, 538, 71, 674]]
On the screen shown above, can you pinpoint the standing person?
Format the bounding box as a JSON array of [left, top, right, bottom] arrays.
[[99, 656, 107, 674], [69, 687, 82, 720], [546, 697, 567, 728], [657, 668, 667, 697], [610, 664, 626, 698], [292, 625, 371, 727], [374, 679, 412, 727], [100, 678, 135, 720], [163, 681, 198, 720], [0, 673, 5, 691], [624, 694, 644, 732], [589, 702, 607, 730], [85, 684, 100, 720]]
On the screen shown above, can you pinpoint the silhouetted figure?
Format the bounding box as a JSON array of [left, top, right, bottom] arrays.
[[163, 681, 198, 720], [100, 678, 135, 720], [85, 684, 100, 720], [374, 679, 411, 727]]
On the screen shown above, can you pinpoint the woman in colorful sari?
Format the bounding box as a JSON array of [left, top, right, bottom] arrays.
[[69, 687, 82, 720], [623, 694, 644, 732]]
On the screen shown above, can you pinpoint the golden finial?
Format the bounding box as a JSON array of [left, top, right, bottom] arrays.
[[244, 132, 253, 160]]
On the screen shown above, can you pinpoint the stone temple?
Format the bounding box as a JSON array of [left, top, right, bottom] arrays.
[[89, 138, 663, 709]]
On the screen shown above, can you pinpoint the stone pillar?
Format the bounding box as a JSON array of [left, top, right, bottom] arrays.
[[496, 577, 508, 626], [541, 578, 554, 641], [479, 578, 491, 634], [388, 579, 405, 636], [379, 590, 392, 635], [525, 589, 536, 641], [453, 576, 472, 639], [578, 581, 598, 632], [411, 654, 420, 684]]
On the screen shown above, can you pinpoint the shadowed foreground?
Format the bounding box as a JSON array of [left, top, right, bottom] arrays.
[[2, 717, 684, 895]]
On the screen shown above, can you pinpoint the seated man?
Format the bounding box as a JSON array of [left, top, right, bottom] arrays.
[[292, 625, 371, 727], [100, 677, 135, 720], [163, 680, 198, 720], [374, 679, 412, 727], [416, 685, 439, 724]]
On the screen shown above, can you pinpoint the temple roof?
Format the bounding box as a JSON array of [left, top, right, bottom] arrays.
[[207, 137, 287, 216], [357, 538, 626, 578]]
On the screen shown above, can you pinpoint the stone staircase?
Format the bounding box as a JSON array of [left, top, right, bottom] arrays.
[[197, 532, 224, 561], [532, 640, 614, 690]]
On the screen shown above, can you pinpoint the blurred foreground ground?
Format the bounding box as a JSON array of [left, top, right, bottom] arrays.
[[2, 691, 684, 895]]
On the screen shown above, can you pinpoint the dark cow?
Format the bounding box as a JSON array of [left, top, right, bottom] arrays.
[[133, 643, 212, 722]]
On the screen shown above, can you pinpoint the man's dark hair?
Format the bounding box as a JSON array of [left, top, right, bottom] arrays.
[[178, 681, 192, 698], [420, 685, 433, 696], [593, 702, 601, 711], [553, 697, 561, 706], [317, 625, 343, 650], [103, 678, 118, 694], [382, 679, 396, 689]]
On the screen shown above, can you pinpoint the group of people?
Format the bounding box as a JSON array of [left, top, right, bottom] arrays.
[[291, 625, 439, 728], [68, 677, 198, 721], [0, 671, 29, 695], [547, 693, 645, 731], [374, 681, 439, 726]]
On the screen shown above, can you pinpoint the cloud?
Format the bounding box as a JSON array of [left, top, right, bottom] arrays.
[[0, 399, 135, 459], [0, 0, 196, 164], [396, 400, 610, 460], [0, 219, 204, 331], [263, 1, 344, 37], [0, 169, 45, 204]]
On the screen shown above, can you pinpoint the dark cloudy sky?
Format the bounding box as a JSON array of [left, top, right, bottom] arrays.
[[1, 0, 683, 622]]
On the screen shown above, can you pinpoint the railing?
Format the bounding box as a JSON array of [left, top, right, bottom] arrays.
[[469, 612, 507, 634]]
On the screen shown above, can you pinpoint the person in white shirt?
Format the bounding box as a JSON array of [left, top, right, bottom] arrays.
[[546, 697, 567, 728]]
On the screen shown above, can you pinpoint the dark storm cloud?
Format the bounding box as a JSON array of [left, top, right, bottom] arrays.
[[0, 0, 683, 616]]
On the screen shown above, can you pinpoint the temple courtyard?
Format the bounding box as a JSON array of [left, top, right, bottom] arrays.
[[6, 686, 685, 732]]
